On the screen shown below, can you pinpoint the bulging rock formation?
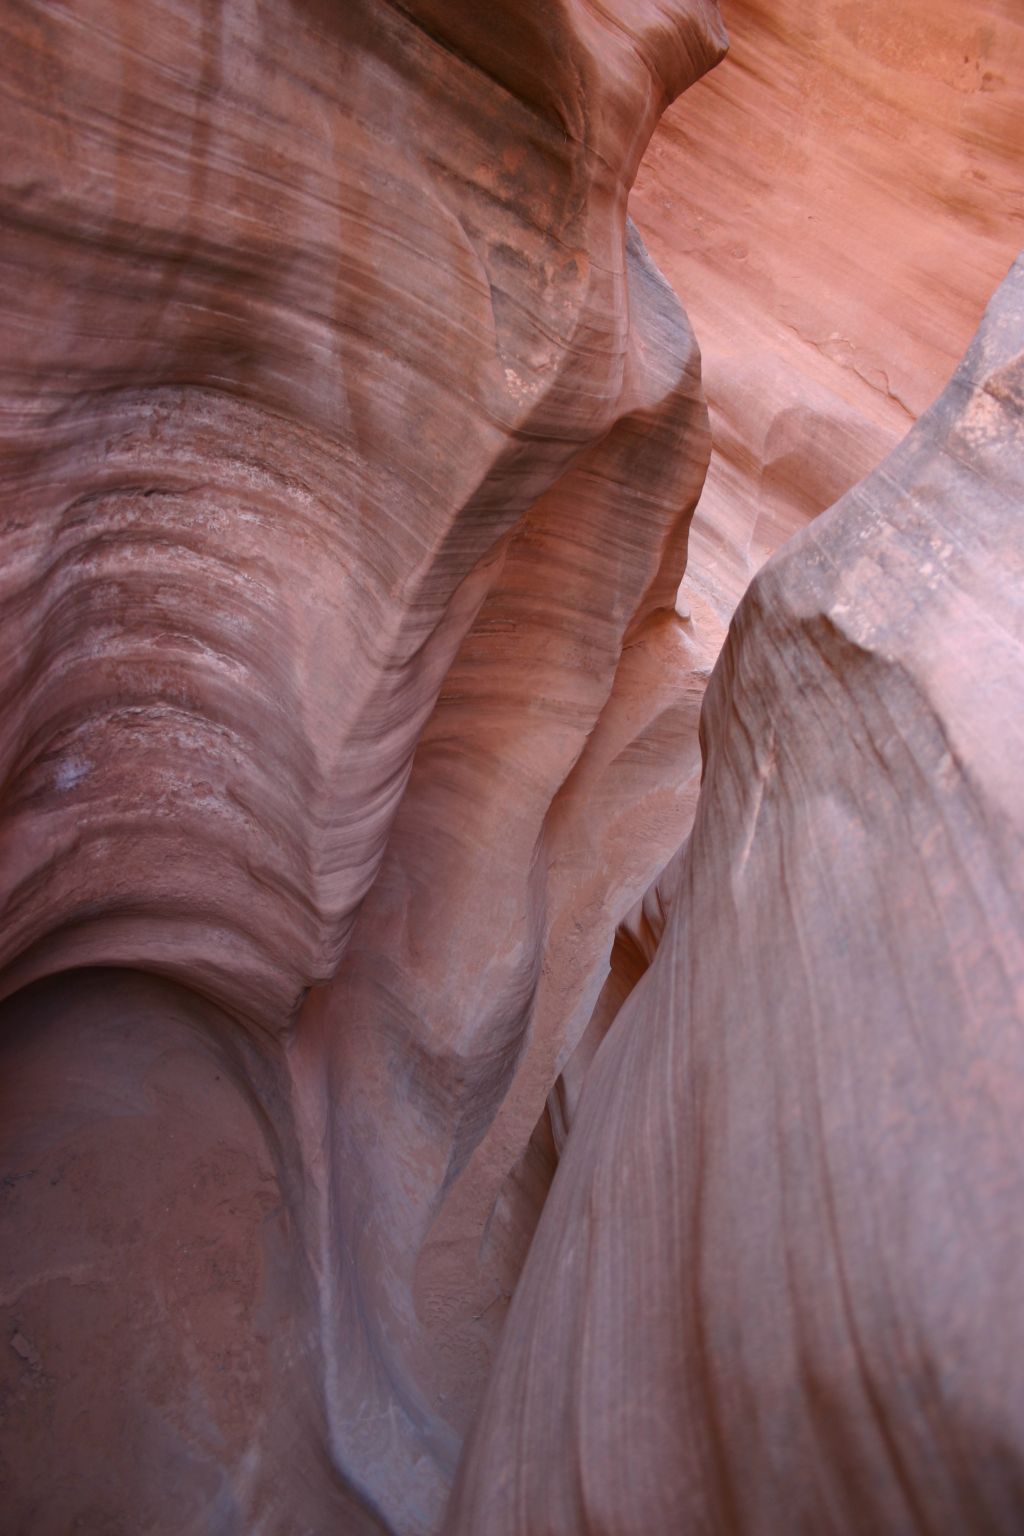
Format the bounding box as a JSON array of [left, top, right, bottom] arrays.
[[0, 0, 1022, 1533], [446, 255, 1024, 1536], [0, 0, 724, 1025], [420, 0, 1024, 1459], [0, 0, 726, 1530]]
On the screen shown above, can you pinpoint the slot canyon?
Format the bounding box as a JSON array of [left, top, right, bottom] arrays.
[[0, 1, 1022, 1532]]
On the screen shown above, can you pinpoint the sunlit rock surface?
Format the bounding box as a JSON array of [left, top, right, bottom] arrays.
[[633, 0, 1024, 620]]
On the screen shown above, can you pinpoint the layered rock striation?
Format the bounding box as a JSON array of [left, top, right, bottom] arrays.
[[447, 255, 1024, 1536], [0, 1, 1022, 1533], [0, 1, 726, 1530]]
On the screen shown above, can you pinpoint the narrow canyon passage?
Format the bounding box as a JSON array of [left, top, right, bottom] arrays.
[[0, 2, 1021, 1534]]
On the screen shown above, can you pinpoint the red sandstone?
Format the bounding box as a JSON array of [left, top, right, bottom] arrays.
[[0, 2, 1021, 1533]]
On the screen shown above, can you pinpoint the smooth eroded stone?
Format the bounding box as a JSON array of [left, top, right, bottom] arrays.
[[446, 257, 1024, 1536]]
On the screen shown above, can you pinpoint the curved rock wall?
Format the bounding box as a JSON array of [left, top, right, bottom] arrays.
[[0, 1, 726, 1530], [468, 0, 1024, 1424], [447, 253, 1024, 1536], [1, 0, 1022, 1532], [633, 0, 1024, 619], [0, 0, 723, 1026]]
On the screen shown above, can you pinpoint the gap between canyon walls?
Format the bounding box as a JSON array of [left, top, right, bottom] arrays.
[[418, 0, 1024, 1489]]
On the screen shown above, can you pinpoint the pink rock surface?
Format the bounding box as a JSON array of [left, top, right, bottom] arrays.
[[1, 0, 1022, 1531], [0, 1, 725, 1529], [478, 0, 1024, 1364], [446, 255, 1024, 1536]]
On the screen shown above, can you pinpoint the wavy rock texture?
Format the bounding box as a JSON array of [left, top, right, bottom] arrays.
[[446, 256, 1024, 1536], [469, 0, 1024, 1395], [2, 0, 1023, 1532], [0, 0, 722, 1024], [0, 0, 726, 1531]]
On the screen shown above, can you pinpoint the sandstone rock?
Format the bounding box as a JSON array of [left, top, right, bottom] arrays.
[[0, 0, 725, 1028], [0, 969, 386, 1532], [2, 0, 1022, 1530], [479, 0, 1024, 1385], [0, 1, 725, 1529], [446, 255, 1024, 1536], [632, 0, 1024, 621]]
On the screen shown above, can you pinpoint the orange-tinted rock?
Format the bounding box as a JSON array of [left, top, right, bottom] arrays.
[[446, 255, 1024, 1536], [632, 0, 1024, 621]]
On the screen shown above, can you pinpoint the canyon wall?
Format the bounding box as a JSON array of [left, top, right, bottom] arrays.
[[447, 251, 1024, 1536], [444, 0, 1024, 1428], [633, 0, 1024, 620], [0, 1, 1021, 1533], [0, 1, 726, 1530]]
